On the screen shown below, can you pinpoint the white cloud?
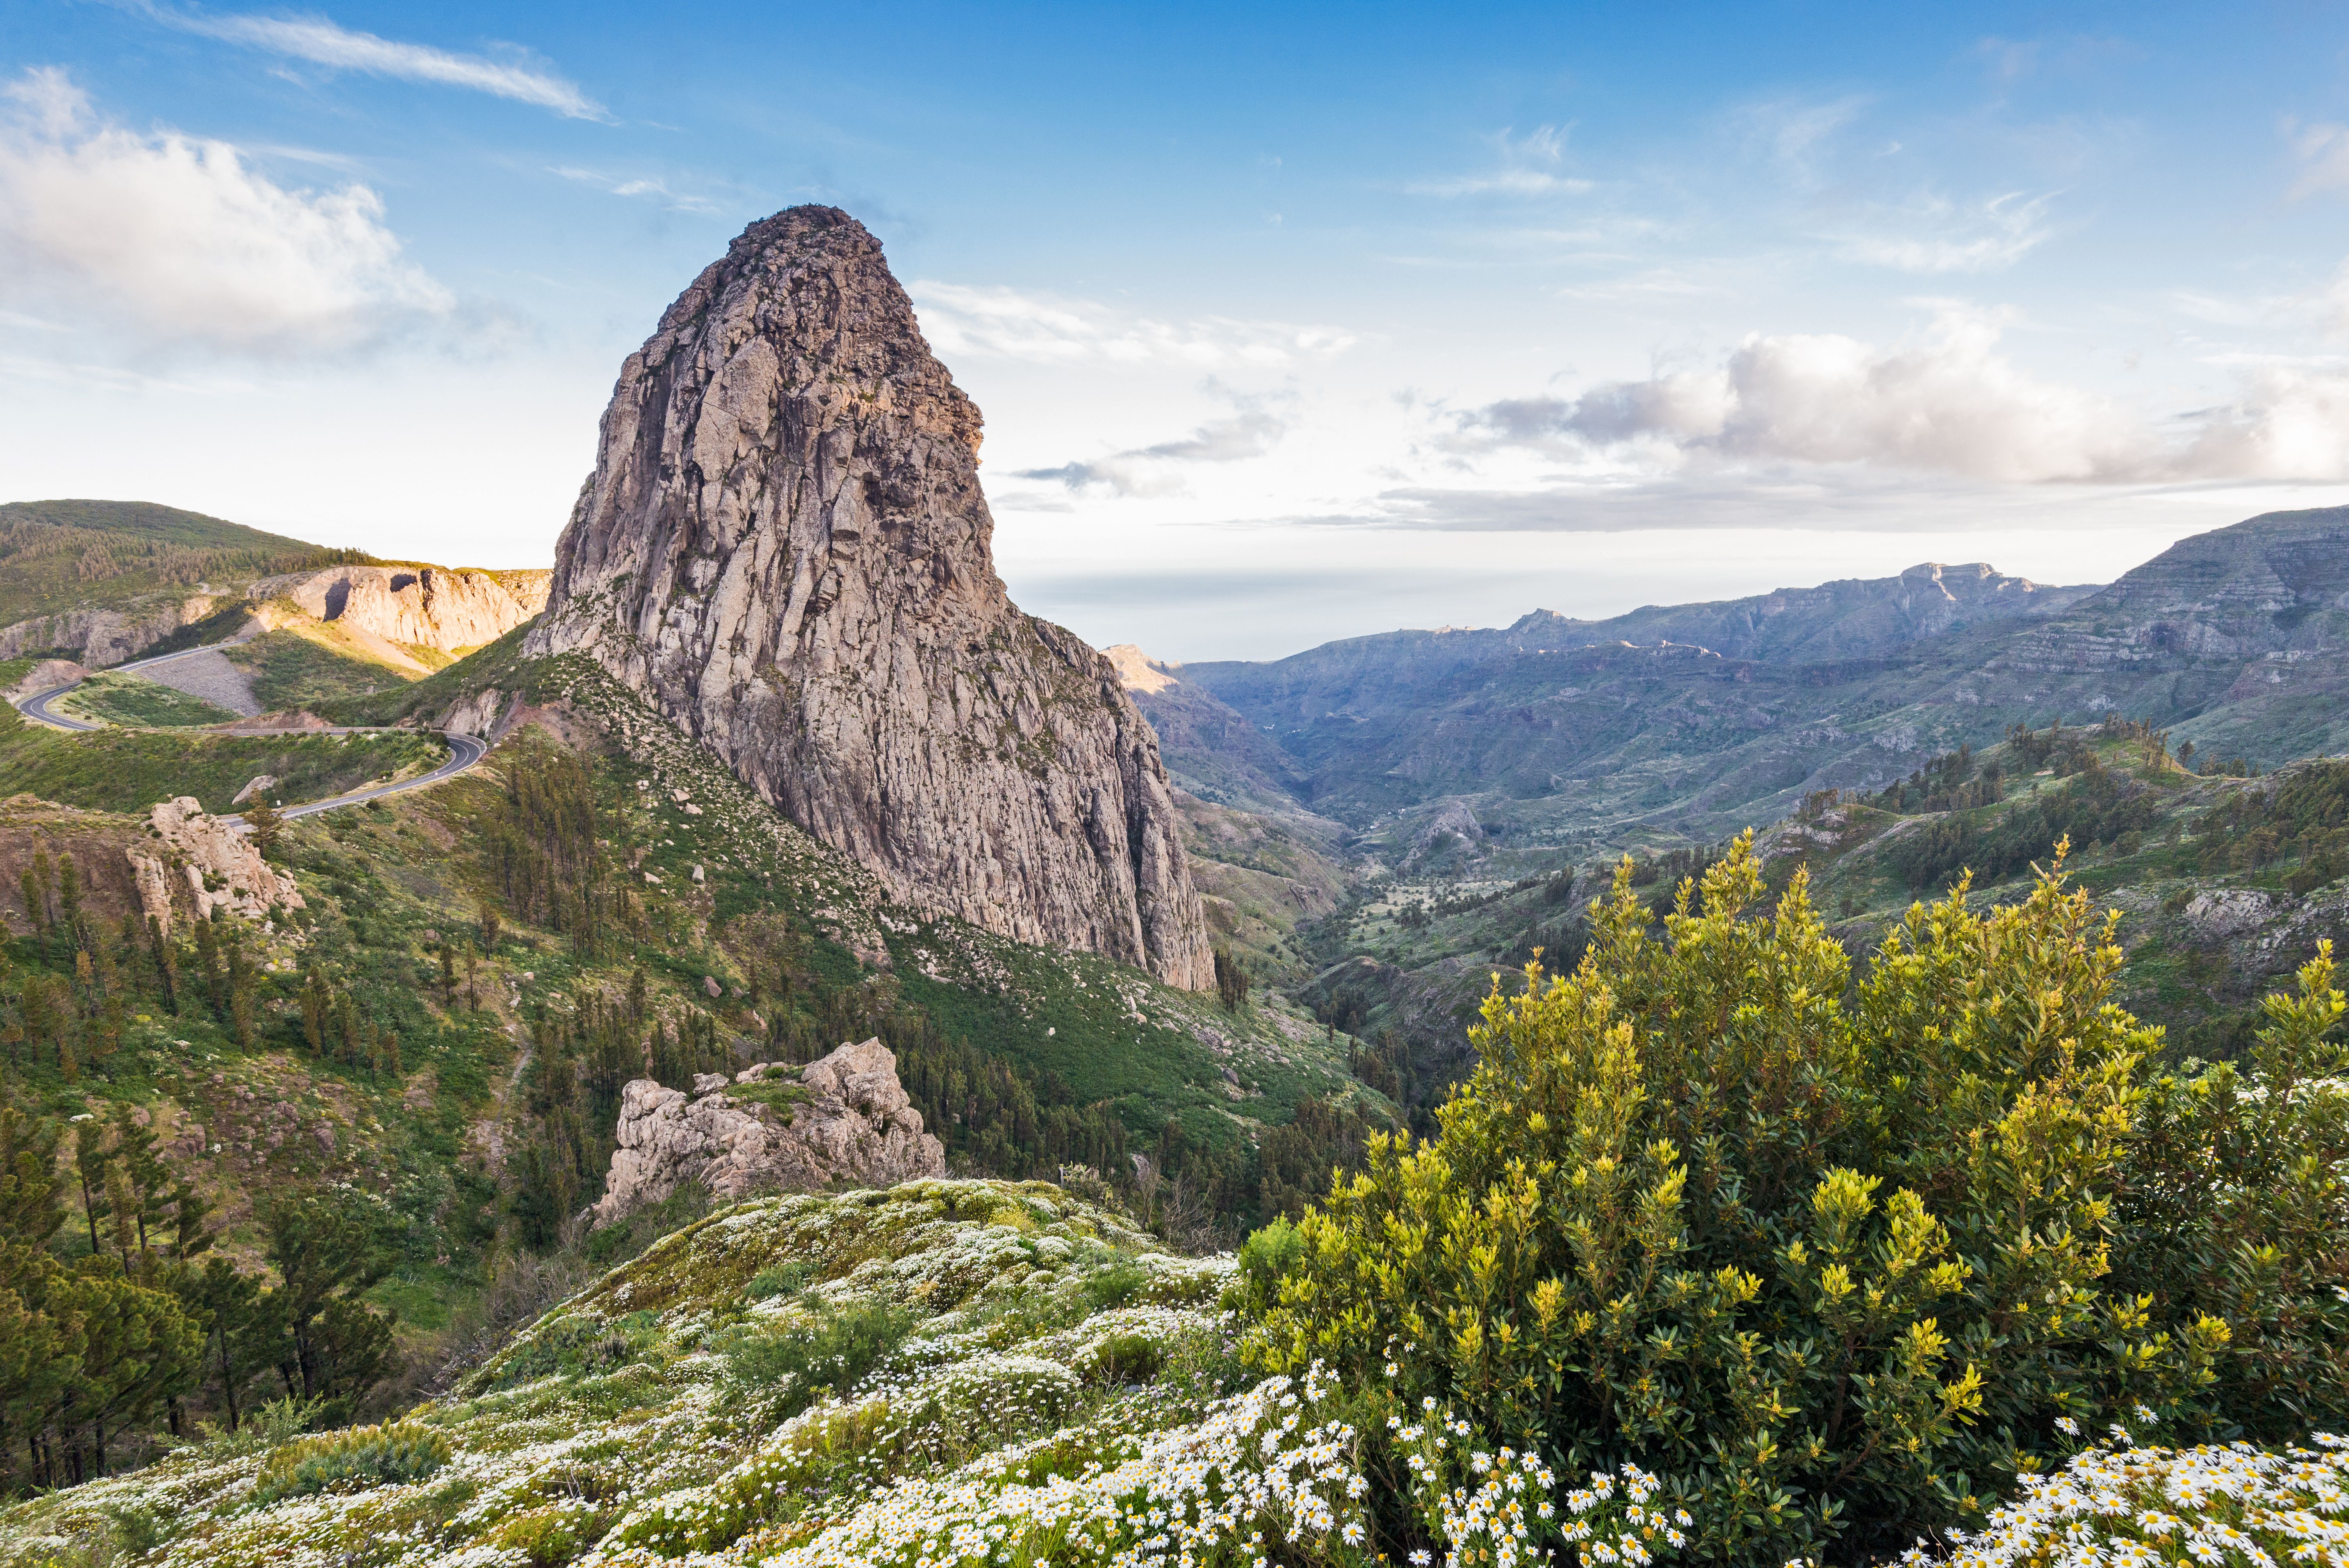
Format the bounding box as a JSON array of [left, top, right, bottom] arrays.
[[910, 281, 1353, 368], [1016, 410, 1287, 497], [1458, 305, 2349, 483], [1835, 191, 2054, 273], [1407, 124, 1594, 198], [152, 6, 604, 119], [0, 67, 453, 356]]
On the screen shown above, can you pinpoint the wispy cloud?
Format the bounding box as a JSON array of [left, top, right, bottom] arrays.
[[911, 281, 1353, 368], [1016, 408, 1287, 497], [551, 166, 719, 214], [1736, 94, 1872, 183], [2290, 121, 2349, 200], [1407, 124, 1593, 198], [0, 66, 452, 356], [1833, 190, 2055, 273], [145, 5, 605, 119]]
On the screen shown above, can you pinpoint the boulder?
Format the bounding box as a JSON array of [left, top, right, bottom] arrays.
[[133, 796, 303, 931], [586, 1037, 945, 1226]]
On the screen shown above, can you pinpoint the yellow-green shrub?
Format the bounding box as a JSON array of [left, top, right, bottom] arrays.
[[1248, 837, 2348, 1565], [251, 1420, 452, 1503]]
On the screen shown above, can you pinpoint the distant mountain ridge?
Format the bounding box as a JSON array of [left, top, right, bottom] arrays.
[[1125, 509, 2349, 848]]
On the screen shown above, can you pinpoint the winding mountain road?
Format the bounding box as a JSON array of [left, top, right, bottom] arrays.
[[9, 643, 488, 824]]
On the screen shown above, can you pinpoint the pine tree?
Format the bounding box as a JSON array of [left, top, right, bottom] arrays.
[[116, 911, 142, 989], [55, 855, 79, 948], [184, 1256, 271, 1431], [226, 931, 256, 1049], [0, 1108, 65, 1251], [17, 867, 40, 938], [146, 916, 180, 1016], [103, 1162, 137, 1276], [167, 1181, 213, 1262], [193, 916, 225, 1018], [71, 1122, 111, 1261], [111, 1105, 169, 1262], [243, 798, 285, 860], [22, 976, 65, 1078], [31, 848, 53, 934], [56, 1266, 200, 1477], [257, 1186, 397, 1410], [300, 969, 327, 1054]]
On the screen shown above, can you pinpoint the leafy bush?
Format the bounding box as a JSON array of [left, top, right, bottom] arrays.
[[745, 1262, 809, 1301], [716, 1299, 914, 1419], [1086, 1331, 1166, 1384], [1248, 836, 2349, 1566], [1079, 1257, 1153, 1313], [485, 1310, 656, 1388], [251, 1420, 452, 1503]]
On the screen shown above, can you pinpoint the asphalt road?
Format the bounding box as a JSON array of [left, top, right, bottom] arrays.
[[7, 643, 489, 823]]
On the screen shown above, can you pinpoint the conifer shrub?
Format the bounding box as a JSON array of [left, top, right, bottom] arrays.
[[1246, 835, 2349, 1567], [251, 1420, 452, 1503]]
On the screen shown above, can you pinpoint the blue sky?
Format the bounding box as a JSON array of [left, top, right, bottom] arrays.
[[6, 2, 2349, 658]]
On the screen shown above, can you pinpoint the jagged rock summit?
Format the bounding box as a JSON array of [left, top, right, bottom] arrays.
[[586, 1038, 946, 1226], [529, 205, 1213, 989]]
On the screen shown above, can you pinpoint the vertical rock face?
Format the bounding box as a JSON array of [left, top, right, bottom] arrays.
[[528, 206, 1214, 989]]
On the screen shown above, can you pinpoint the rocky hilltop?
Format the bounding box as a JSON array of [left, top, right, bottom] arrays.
[[528, 206, 1213, 989], [259, 563, 549, 653], [587, 1038, 946, 1226]]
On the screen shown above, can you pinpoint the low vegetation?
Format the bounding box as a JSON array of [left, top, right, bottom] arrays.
[[50, 672, 238, 729]]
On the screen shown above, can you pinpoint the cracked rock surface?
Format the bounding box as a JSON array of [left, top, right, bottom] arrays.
[[529, 205, 1212, 989], [587, 1037, 945, 1226]]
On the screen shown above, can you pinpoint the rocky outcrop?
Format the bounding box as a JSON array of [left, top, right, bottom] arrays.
[[0, 597, 220, 668], [529, 205, 1213, 990], [134, 796, 303, 930], [587, 1038, 945, 1226], [258, 565, 550, 653]]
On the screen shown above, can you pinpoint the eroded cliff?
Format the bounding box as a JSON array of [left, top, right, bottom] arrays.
[[528, 206, 1213, 989]]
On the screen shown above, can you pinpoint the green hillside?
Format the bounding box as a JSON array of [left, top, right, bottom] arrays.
[[0, 499, 361, 627]]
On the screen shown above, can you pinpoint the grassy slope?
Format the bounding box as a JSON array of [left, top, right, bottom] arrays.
[[227, 624, 422, 711], [0, 1181, 1237, 1567]]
